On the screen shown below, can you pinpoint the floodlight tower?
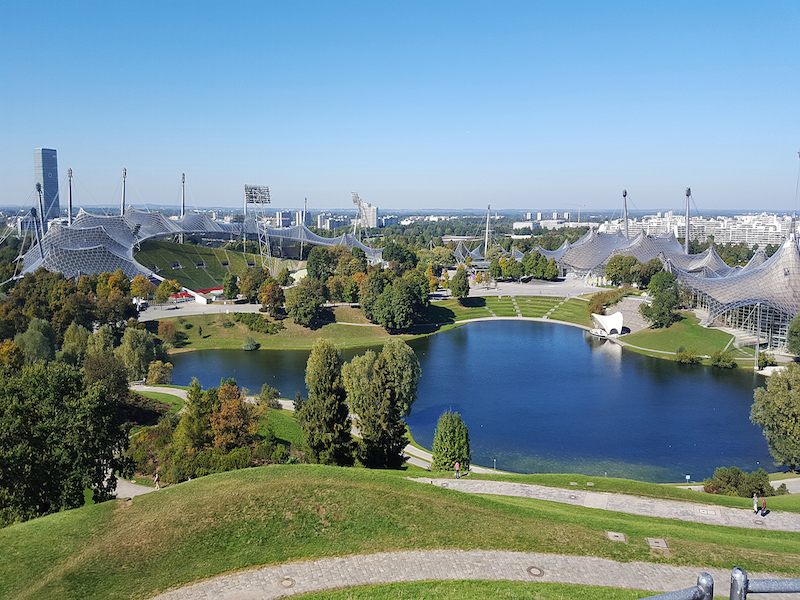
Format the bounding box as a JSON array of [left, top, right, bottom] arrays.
[[120, 168, 127, 216], [622, 189, 629, 239], [352, 192, 362, 241], [35, 182, 46, 235], [484, 204, 491, 255], [685, 187, 691, 255], [180, 173, 185, 244], [244, 184, 273, 274], [67, 168, 73, 227]]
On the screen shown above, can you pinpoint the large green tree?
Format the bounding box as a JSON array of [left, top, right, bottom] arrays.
[[306, 246, 336, 282], [786, 313, 800, 355], [450, 266, 470, 304], [431, 410, 471, 472], [751, 363, 800, 469], [285, 279, 326, 327], [297, 340, 353, 465], [0, 363, 126, 525], [343, 340, 421, 468], [639, 272, 680, 328], [114, 327, 157, 380]]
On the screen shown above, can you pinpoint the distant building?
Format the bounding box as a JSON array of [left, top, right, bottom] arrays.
[[316, 213, 349, 230], [380, 215, 398, 227], [34, 148, 59, 227], [275, 211, 291, 228], [295, 211, 311, 226], [359, 202, 378, 228]]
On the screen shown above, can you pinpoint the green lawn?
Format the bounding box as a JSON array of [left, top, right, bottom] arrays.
[[622, 313, 733, 356], [296, 580, 649, 599], [135, 391, 184, 414], [548, 298, 593, 327], [2, 465, 799, 600], [260, 407, 303, 447], [163, 309, 403, 352], [424, 298, 493, 323], [517, 296, 563, 318]]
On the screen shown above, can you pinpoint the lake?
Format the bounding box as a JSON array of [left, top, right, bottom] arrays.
[[169, 320, 773, 482]]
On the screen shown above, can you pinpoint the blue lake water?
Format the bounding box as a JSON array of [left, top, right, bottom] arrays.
[[169, 321, 773, 482]]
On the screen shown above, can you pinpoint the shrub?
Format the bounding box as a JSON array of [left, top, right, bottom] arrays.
[[675, 347, 701, 364], [232, 312, 284, 334], [586, 286, 636, 316], [146, 360, 173, 385], [702, 466, 776, 497], [157, 320, 177, 343], [758, 352, 777, 370], [271, 444, 289, 464], [259, 383, 281, 409], [710, 350, 737, 369], [242, 336, 258, 351]]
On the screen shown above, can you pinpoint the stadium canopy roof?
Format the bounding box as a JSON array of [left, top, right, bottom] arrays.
[[665, 234, 800, 324], [21, 208, 382, 280]]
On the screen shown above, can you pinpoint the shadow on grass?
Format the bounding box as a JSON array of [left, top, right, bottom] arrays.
[[459, 297, 487, 308]]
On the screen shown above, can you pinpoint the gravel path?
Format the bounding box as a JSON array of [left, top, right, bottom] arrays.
[[414, 478, 800, 532], [148, 548, 797, 600]]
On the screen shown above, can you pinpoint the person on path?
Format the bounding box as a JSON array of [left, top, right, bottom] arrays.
[[154, 473, 160, 490], [761, 496, 766, 516], [754, 493, 758, 514], [454, 462, 460, 479]]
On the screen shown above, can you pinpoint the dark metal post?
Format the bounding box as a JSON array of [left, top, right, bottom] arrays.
[[730, 567, 747, 600]]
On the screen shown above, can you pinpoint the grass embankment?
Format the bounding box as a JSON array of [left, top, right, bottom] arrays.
[[134, 240, 301, 290], [297, 580, 648, 599], [2, 465, 799, 600], [622, 313, 732, 356], [135, 391, 183, 414], [548, 297, 593, 327], [259, 406, 303, 447], [164, 307, 402, 352]]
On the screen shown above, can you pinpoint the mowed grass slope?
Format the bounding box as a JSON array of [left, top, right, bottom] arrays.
[[2, 465, 800, 600], [622, 313, 733, 355]]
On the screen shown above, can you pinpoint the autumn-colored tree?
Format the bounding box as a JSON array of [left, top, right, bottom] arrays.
[[259, 281, 285, 317], [209, 382, 260, 451], [146, 360, 173, 385], [130, 275, 156, 300], [157, 320, 177, 343], [0, 340, 24, 371], [154, 279, 181, 305]]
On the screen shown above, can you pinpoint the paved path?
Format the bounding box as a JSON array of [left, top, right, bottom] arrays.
[[130, 383, 189, 401], [414, 478, 800, 532], [149, 548, 798, 600]]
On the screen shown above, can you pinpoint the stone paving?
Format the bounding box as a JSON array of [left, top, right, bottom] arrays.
[[415, 478, 800, 532], [149, 548, 798, 600]]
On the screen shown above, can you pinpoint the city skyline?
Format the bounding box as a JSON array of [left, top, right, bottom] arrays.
[[1, 2, 798, 212]]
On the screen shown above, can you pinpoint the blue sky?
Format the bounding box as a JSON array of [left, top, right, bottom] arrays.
[[1, 1, 798, 212]]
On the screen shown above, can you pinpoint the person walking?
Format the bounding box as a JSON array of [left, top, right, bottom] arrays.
[[154, 473, 160, 490], [761, 496, 766, 516], [454, 462, 460, 479], [753, 493, 758, 514]]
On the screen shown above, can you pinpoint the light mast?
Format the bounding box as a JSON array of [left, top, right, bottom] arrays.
[[622, 189, 629, 239], [180, 173, 185, 244], [120, 168, 127, 216], [35, 182, 46, 235], [484, 204, 491, 256], [684, 187, 691, 255], [67, 168, 73, 227]]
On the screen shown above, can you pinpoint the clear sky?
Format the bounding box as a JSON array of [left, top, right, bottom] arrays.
[[1, 1, 798, 213]]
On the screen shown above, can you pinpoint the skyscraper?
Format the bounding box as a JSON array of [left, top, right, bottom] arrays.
[[34, 148, 60, 223]]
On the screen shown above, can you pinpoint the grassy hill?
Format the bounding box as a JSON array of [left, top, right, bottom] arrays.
[[133, 240, 303, 290], [2, 465, 799, 600]]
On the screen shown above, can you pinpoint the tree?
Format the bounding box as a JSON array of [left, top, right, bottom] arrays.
[[61, 322, 90, 366], [787, 313, 800, 355], [431, 410, 471, 472], [343, 339, 421, 469], [130, 274, 156, 301], [146, 360, 173, 384], [86, 324, 116, 357], [0, 340, 24, 371], [14, 317, 55, 365], [158, 320, 177, 343], [259, 280, 285, 317], [0, 362, 127, 525], [489, 258, 502, 280], [173, 378, 212, 451], [209, 382, 260, 451], [155, 279, 181, 305], [259, 383, 281, 409], [449, 266, 469, 304], [222, 272, 239, 300], [306, 246, 336, 281], [238, 268, 271, 303], [297, 340, 353, 465], [275, 267, 294, 287], [115, 327, 156, 380], [285, 279, 325, 327], [242, 335, 257, 351], [605, 255, 640, 285], [751, 363, 800, 469], [640, 272, 680, 328]]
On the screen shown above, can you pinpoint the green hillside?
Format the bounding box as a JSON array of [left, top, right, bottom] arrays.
[[133, 240, 302, 290], [1, 465, 799, 600]]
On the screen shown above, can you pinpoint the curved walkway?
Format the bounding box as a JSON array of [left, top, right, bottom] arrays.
[[414, 478, 800, 532], [149, 548, 797, 600]]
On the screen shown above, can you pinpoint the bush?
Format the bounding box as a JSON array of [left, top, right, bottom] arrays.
[[710, 350, 737, 369], [675, 347, 701, 364], [157, 320, 177, 344], [259, 383, 281, 408], [758, 352, 777, 370], [587, 286, 636, 316], [242, 336, 258, 351], [232, 312, 284, 334], [702, 466, 776, 497], [146, 360, 173, 385], [271, 444, 289, 464]]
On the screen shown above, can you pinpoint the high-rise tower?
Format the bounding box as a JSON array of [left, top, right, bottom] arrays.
[[34, 148, 60, 224]]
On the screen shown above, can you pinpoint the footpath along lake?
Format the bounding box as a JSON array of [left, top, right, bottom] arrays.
[[169, 320, 774, 482]]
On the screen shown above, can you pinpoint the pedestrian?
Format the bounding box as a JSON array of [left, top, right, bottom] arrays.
[[454, 461, 460, 479], [154, 473, 160, 490], [761, 496, 766, 516], [753, 493, 758, 514]]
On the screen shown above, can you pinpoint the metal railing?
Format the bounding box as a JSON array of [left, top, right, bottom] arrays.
[[640, 567, 800, 600]]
